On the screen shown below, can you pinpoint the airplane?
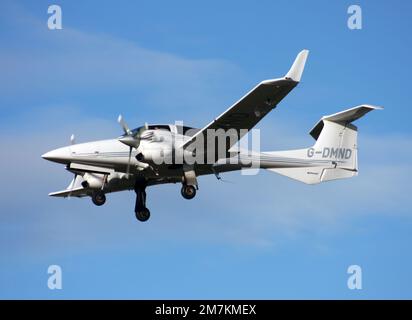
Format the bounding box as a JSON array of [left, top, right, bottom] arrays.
[[42, 50, 382, 222]]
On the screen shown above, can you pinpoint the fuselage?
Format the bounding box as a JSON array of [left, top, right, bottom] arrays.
[[42, 124, 201, 180], [42, 123, 333, 185]]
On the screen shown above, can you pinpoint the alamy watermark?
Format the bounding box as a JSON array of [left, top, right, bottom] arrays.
[[347, 264, 362, 290], [347, 5, 362, 30], [47, 265, 62, 290], [131, 122, 262, 175], [47, 4, 62, 30]]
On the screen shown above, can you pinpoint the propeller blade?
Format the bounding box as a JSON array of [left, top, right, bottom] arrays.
[[118, 114, 131, 135], [116, 115, 150, 176]]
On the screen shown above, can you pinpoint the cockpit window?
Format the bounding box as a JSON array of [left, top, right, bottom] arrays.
[[129, 125, 171, 136], [147, 125, 171, 131], [129, 127, 143, 136]]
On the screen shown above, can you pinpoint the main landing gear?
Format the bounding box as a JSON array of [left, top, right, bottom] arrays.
[[181, 166, 197, 200], [90, 174, 108, 206], [90, 171, 198, 222], [92, 190, 106, 206], [181, 184, 196, 200], [134, 178, 150, 222]]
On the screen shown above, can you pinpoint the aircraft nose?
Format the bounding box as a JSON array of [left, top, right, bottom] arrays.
[[41, 147, 71, 164]]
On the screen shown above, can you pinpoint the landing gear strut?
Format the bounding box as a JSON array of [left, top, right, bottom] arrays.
[[91, 190, 106, 206], [181, 166, 198, 200], [181, 184, 196, 200], [134, 179, 150, 222]]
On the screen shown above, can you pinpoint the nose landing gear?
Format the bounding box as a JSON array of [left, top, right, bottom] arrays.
[[136, 207, 150, 222]]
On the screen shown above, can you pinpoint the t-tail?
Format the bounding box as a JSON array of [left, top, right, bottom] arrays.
[[263, 105, 382, 184]]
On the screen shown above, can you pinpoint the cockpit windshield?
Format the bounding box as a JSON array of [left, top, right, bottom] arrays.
[[124, 124, 198, 137], [129, 125, 171, 136]]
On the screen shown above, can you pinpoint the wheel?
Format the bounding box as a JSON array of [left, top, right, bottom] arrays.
[[92, 190, 106, 206], [135, 207, 150, 222], [181, 185, 196, 200]]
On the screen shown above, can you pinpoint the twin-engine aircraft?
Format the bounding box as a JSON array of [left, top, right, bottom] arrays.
[[42, 50, 381, 222]]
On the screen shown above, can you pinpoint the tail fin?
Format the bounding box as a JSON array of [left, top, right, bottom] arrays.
[[267, 105, 382, 184]]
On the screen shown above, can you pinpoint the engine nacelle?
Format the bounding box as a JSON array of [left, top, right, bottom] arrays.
[[106, 172, 128, 185], [81, 172, 129, 189], [81, 172, 104, 189], [139, 148, 173, 164]]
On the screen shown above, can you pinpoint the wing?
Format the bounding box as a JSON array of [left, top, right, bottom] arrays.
[[182, 50, 309, 160], [49, 187, 88, 198], [48, 163, 115, 198], [48, 174, 89, 198]]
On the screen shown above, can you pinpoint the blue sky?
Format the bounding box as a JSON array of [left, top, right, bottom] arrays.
[[0, 0, 411, 299]]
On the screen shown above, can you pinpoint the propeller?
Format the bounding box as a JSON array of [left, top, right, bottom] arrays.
[[118, 115, 132, 136], [117, 115, 148, 176]]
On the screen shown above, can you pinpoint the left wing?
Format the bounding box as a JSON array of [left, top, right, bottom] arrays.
[[182, 50, 309, 159]]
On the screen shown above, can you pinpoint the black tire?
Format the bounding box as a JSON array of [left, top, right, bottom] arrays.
[[135, 207, 150, 222], [181, 185, 196, 200], [92, 190, 106, 206]]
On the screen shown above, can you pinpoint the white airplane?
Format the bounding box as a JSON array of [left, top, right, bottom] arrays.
[[42, 50, 381, 222]]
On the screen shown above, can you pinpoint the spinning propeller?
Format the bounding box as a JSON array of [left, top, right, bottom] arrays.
[[117, 115, 148, 176]]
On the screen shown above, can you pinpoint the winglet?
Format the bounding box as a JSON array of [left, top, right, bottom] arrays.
[[285, 49, 309, 82]]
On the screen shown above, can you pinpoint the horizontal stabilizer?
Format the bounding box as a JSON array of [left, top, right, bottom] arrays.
[[310, 104, 383, 140]]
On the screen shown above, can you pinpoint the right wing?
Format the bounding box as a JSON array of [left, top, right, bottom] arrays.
[[49, 174, 88, 198], [49, 187, 88, 198], [49, 163, 115, 198]]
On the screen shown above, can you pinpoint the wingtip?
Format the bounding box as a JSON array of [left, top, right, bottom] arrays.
[[363, 104, 384, 110], [285, 49, 309, 82]]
